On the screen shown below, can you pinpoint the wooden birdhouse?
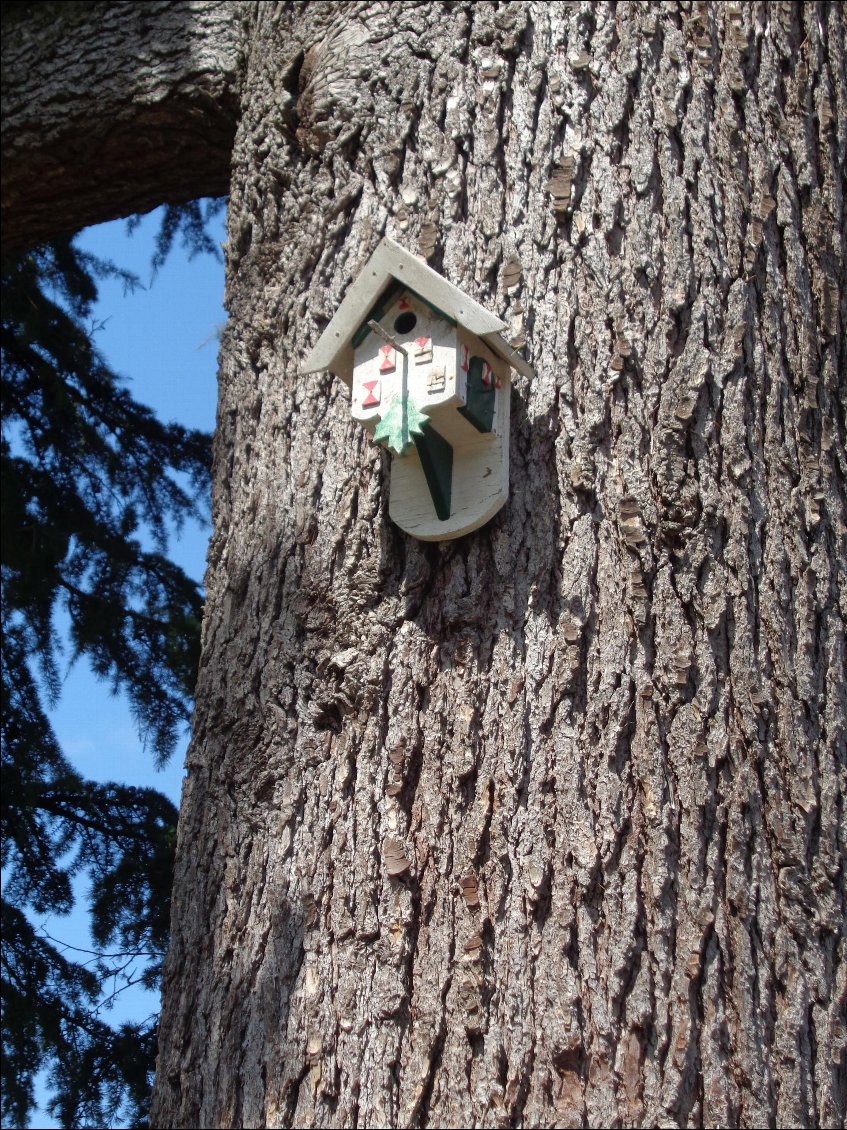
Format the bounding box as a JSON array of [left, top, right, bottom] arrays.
[[302, 238, 533, 540]]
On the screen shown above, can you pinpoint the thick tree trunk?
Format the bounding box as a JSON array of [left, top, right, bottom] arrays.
[[146, 2, 846, 1127], [0, 0, 247, 250]]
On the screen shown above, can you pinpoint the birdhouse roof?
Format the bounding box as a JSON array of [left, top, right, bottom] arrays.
[[302, 237, 534, 383]]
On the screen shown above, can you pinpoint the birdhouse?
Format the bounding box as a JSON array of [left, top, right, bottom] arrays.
[[302, 238, 533, 540]]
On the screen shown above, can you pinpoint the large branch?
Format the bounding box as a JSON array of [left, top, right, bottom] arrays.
[[1, 1, 248, 250]]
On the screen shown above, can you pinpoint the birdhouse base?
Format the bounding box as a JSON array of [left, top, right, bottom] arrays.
[[388, 410, 510, 541]]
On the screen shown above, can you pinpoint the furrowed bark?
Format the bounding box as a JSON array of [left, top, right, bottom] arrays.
[[1, 0, 248, 250], [145, 2, 845, 1126]]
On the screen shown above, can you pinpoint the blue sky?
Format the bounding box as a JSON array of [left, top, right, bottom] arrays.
[[29, 206, 226, 1128], [51, 207, 225, 798]]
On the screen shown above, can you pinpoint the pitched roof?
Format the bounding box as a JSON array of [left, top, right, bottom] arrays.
[[302, 237, 534, 383]]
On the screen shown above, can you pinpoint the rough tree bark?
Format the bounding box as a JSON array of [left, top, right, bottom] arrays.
[[4, 3, 844, 1128], [152, 3, 845, 1126]]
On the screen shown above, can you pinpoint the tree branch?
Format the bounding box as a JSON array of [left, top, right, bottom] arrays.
[[1, 1, 249, 250]]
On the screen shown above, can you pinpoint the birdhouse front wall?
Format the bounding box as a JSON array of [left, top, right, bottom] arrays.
[[351, 291, 463, 431], [350, 291, 508, 447]]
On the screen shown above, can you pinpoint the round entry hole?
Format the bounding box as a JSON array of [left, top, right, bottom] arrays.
[[393, 311, 418, 335]]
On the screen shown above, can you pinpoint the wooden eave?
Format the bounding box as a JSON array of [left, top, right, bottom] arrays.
[[302, 237, 534, 384]]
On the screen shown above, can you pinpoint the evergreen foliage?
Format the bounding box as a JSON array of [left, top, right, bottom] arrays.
[[128, 199, 225, 276], [1, 232, 212, 1127]]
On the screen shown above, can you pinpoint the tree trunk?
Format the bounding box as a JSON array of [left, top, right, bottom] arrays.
[[1, 0, 246, 250], [144, 2, 845, 1126]]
